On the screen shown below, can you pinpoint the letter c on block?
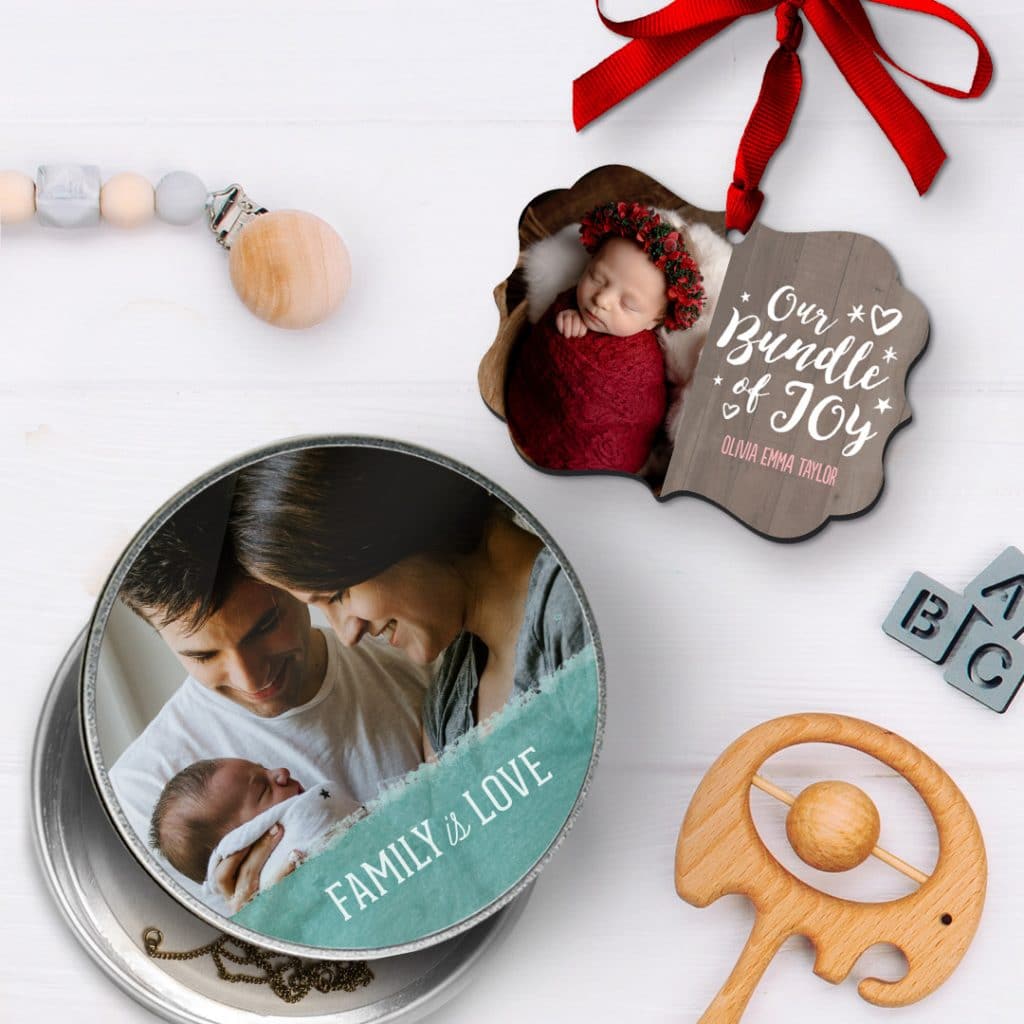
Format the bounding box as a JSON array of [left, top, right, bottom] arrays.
[[967, 643, 1011, 688]]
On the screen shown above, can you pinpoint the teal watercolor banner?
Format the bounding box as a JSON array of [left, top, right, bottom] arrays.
[[234, 644, 600, 949]]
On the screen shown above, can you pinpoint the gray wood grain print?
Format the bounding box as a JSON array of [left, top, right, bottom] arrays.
[[665, 224, 928, 538]]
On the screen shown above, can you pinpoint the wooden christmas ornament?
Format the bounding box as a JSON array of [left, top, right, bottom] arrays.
[[0, 165, 350, 330], [480, 165, 929, 541], [676, 713, 986, 1022]]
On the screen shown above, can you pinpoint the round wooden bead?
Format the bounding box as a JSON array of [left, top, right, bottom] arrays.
[[100, 172, 154, 228], [155, 171, 207, 225], [0, 171, 36, 224], [785, 780, 881, 872], [228, 210, 351, 329]]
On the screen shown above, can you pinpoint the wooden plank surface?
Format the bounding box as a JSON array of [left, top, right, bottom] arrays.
[[2, 2, 1021, 1022]]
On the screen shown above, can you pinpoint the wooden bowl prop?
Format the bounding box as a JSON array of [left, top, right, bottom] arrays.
[[479, 165, 929, 541], [676, 713, 986, 1022]]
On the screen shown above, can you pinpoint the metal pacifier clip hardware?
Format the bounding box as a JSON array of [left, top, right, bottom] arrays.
[[0, 165, 351, 328]]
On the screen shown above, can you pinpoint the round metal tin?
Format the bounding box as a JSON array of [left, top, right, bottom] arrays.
[[35, 633, 532, 1023], [80, 436, 605, 960]]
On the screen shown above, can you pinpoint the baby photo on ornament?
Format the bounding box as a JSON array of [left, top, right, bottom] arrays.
[[480, 165, 733, 488]]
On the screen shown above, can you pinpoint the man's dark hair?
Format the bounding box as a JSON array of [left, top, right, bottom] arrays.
[[119, 475, 244, 633], [149, 759, 225, 883], [231, 446, 500, 595]]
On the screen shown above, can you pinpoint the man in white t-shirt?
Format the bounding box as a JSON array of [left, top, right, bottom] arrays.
[[108, 478, 427, 913]]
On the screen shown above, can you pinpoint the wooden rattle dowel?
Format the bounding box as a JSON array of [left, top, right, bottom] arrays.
[[869, 845, 929, 887], [751, 774, 795, 807], [751, 774, 928, 885]]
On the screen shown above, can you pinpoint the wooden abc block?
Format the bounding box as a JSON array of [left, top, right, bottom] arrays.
[[882, 573, 975, 664], [942, 618, 1024, 713], [964, 546, 1024, 639]]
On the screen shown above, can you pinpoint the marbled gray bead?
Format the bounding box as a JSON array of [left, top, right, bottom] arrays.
[[35, 164, 101, 228], [155, 171, 208, 226]]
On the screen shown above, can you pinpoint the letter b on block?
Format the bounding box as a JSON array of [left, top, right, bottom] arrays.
[[943, 618, 1024, 713], [883, 573, 975, 663]]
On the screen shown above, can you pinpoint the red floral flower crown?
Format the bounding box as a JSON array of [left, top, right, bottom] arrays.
[[579, 201, 705, 332]]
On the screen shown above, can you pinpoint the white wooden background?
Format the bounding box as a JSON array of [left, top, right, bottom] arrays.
[[2, 1, 1022, 1020]]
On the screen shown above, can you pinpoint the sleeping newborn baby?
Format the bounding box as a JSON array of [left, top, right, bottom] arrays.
[[505, 200, 707, 475], [149, 757, 364, 896]]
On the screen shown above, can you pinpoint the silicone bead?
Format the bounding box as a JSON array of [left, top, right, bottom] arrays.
[[0, 171, 36, 224], [100, 172, 154, 228], [36, 164, 101, 228], [155, 171, 208, 226]]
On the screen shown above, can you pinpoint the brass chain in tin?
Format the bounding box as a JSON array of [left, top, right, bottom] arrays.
[[142, 927, 373, 1004]]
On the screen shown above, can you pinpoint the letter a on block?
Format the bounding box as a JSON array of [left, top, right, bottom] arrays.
[[883, 572, 976, 664], [964, 547, 1024, 639]]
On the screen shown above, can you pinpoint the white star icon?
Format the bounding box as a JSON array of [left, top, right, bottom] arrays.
[[848, 304, 865, 323], [875, 397, 892, 414], [713, 375, 723, 386], [740, 292, 750, 303], [883, 347, 898, 363]]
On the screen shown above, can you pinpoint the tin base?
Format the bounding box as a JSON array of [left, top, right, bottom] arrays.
[[32, 635, 529, 1023]]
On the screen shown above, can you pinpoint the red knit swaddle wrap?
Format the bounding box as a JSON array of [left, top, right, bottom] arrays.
[[506, 291, 667, 474]]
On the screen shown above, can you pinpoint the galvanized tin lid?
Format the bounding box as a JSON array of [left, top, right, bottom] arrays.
[[81, 436, 604, 960]]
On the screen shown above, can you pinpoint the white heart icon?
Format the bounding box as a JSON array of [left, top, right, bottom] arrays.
[[871, 305, 902, 336], [722, 403, 741, 420]]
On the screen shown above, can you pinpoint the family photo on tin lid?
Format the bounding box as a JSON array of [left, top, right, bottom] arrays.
[[89, 442, 602, 954], [480, 165, 929, 540]]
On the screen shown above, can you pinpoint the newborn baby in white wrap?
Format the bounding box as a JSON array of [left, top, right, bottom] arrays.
[[149, 757, 364, 895]]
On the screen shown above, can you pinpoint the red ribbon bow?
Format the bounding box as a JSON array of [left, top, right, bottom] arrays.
[[574, 0, 992, 232]]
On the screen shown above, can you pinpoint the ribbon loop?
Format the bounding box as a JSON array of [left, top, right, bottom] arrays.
[[574, 0, 992, 233], [776, 1, 805, 50], [728, 181, 765, 232]]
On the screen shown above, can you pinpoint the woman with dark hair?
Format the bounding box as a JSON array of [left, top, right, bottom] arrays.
[[231, 445, 590, 758]]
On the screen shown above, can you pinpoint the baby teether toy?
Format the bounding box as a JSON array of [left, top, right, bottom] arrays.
[[676, 713, 985, 1022], [0, 164, 350, 329]]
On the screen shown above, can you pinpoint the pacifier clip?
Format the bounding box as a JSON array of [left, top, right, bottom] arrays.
[[0, 165, 351, 329]]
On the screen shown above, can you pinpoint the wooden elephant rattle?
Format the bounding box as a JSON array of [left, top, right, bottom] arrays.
[[676, 713, 986, 1022]]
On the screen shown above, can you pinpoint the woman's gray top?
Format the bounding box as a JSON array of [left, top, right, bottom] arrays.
[[422, 546, 589, 755]]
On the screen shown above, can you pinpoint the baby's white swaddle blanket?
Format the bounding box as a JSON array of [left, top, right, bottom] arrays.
[[204, 781, 363, 895]]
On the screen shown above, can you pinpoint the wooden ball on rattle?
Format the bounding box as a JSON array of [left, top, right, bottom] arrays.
[[228, 209, 351, 329], [786, 780, 881, 872]]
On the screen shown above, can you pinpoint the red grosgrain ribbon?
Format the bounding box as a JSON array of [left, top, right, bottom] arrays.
[[573, 0, 992, 232]]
